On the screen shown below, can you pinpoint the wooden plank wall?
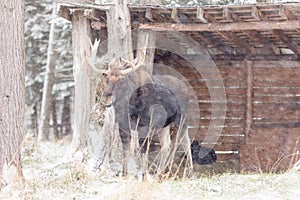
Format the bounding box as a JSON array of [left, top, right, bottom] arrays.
[[155, 54, 246, 161], [241, 61, 300, 172], [156, 54, 300, 171]]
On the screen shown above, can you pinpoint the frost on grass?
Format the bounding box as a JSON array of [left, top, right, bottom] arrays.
[[0, 137, 300, 200]]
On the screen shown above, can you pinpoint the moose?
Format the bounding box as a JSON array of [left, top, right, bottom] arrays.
[[88, 38, 193, 177]]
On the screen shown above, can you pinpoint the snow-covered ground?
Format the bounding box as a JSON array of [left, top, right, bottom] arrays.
[[0, 137, 299, 200]]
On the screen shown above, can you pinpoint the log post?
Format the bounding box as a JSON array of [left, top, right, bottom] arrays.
[[71, 10, 93, 153]]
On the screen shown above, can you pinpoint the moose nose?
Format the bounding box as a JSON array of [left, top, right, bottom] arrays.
[[101, 95, 113, 107]]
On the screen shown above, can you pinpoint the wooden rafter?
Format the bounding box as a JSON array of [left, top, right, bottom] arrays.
[[188, 32, 231, 54], [243, 30, 280, 55], [272, 29, 300, 54], [59, 2, 300, 60], [145, 7, 154, 22], [217, 31, 256, 54], [285, 6, 298, 20]]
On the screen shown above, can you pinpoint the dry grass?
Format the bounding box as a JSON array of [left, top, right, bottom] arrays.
[[0, 136, 300, 200]]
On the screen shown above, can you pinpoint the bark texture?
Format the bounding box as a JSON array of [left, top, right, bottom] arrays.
[[0, 0, 25, 182], [71, 10, 93, 152]]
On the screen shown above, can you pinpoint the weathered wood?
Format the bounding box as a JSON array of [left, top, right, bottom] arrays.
[[272, 30, 300, 55], [197, 110, 245, 119], [253, 103, 300, 119], [254, 79, 300, 87], [196, 7, 208, 23], [252, 6, 262, 21], [107, 1, 133, 63], [210, 54, 300, 61], [223, 7, 233, 22], [145, 7, 154, 22], [138, 20, 300, 32], [58, 5, 71, 21], [254, 87, 300, 95], [254, 61, 300, 68], [217, 31, 256, 54], [253, 118, 300, 125], [171, 7, 177, 19], [185, 79, 246, 88], [192, 87, 246, 96], [71, 10, 93, 152], [254, 95, 300, 103], [243, 30, 280, 55], [244, 61, 253, 142], [282, 5, 297, 20], [188, 32, 231, 54], [216, 153, 240, 161], [190, 94, 245, 103], [240, 127, 300, 172]]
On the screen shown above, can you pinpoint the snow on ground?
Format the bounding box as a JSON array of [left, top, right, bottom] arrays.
[[0, 136, 300, 200]]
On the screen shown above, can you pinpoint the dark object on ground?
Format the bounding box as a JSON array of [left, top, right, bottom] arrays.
[[191, 141, 217, 165]]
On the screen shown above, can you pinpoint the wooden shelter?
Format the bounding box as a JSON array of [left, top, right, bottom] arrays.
[[59, 2, 300, 172]]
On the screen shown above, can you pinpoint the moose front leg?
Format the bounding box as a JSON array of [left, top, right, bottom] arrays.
[[119, 129, 130, 177]]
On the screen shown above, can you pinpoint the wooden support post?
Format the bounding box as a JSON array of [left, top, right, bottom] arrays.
[[71, 10, 93, 152], [223, 7, 233, 22], [171, 7, 177, 19], [244, 60, 253, 143], [196, 7, 208, 24], [145, 8, 154, 22]]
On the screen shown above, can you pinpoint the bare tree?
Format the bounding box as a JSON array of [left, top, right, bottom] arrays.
[[0, 0, 25, 183], [38, 2, 59, 141]]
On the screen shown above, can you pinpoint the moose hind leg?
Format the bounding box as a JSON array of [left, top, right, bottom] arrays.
[[157, 126, 171, 175], [181, 126, 193, 177]]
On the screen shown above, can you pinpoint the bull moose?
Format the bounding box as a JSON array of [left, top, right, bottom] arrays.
[[89, 38, 193, 178]]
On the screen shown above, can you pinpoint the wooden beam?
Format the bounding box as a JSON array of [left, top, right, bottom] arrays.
[[138, 20, 300, 32], [217, 31, 256, 54], [244, 60, 253, 142], [272, 29, 300, 54], [58, 5, 71, 21], [243, 30, 280, 55], [209, 54, 300, 61], [83, 9, 100, 21]]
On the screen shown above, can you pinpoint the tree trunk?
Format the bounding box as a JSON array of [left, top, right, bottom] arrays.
[[71, 10, 93, 153], [107, 0, 133, 63], [38, 2, 58, 141], [51, 95, 60, 140], [0, 0, 25, 183], [62, 95, 72, 136]]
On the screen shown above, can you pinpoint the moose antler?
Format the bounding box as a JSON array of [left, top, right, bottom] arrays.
[[120, 33, 149, 75], [86, 38, 108, 74]]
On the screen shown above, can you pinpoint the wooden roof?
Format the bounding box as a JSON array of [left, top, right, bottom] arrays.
[[59, 2, 300, 61]]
